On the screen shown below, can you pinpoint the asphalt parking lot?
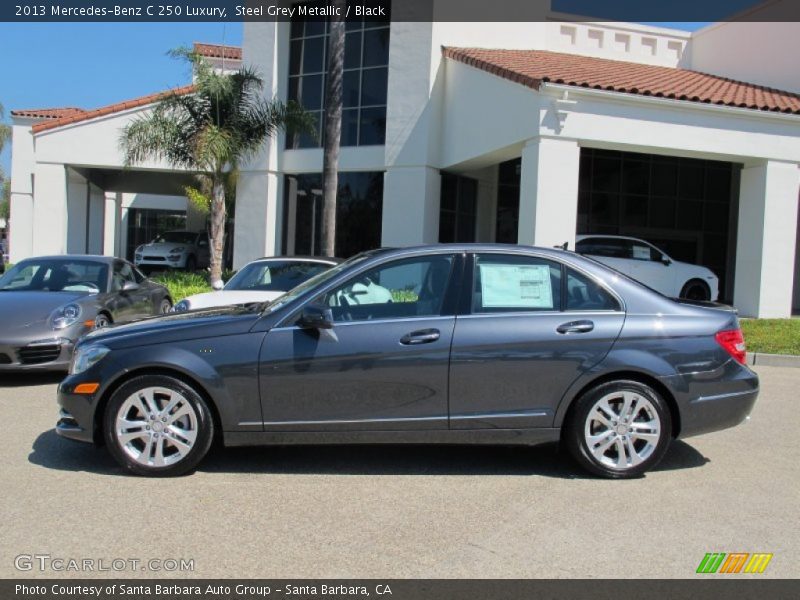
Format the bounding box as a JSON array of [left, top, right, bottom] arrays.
[[0, 365, 797, 579]]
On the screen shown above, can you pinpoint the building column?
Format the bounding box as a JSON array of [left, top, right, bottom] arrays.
[[32, 163, 69, 256], [233, 170, 281, 268], [517, 137, 581, 249], [381, 166, 441, 246], [103, 192, 120, 257], [734, 161, 800, 318], [9, 192, 33, 263]]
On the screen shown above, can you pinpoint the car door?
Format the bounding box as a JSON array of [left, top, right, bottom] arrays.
[[627, 240, 677, 297], [109, 261, 150, 322], [448, 252, 625, 429], [258, 253, 461, 431]]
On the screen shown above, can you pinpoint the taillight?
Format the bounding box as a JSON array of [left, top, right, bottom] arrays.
[[715, 329, 747, 364]]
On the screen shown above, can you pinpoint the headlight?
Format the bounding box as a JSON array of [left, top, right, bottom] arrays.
[[173, 299, 191, 312], [70, 344, 110, 375], [171, 247, 185, 253], [50, 303, 82, 330], [136, 245, 144, 253]]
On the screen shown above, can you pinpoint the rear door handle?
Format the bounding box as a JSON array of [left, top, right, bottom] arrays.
[[556, 320, 594, 334], [400, 328, 441, 345]]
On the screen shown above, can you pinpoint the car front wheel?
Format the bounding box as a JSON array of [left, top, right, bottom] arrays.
[[565, 380, 672, 479], [158, 298, 172, 314], [103, 375, 214, 477]]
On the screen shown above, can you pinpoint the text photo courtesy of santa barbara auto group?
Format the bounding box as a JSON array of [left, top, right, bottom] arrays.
[[0, 1, 798, 598]]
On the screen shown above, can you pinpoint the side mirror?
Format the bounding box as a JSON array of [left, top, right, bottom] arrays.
[[211, 280, 224, 291], [122, 281, 140, 293], [661, 257, 672, 266], [299, 304, 334, 330]]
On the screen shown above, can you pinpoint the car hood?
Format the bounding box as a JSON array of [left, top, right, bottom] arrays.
[[81, 304, 262, 349], [181, 290, 283, 310], [139, 242, 188, 254], [0, 291, 90, 331]]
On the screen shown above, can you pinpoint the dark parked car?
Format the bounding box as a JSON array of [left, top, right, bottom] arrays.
[[0, 255, 172, 370], [57, 244, 758, 478]]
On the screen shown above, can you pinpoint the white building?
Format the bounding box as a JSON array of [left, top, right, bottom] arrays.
[[9, 3, 800, 317]]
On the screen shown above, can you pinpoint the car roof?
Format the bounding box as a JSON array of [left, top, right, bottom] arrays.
[[15, 255, 120, 264], [575, 234, 649, 244], [253, 256, 342, 264], [355, 243, 577, 262]]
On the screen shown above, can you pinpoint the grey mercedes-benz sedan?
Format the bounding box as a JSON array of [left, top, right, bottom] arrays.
[[56, 244, 758, 478], [0, 255, 172, 370]]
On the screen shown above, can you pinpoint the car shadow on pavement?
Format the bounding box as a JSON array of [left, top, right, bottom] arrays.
[[0, 373, 64, 387], [29, 429, 709, 479]]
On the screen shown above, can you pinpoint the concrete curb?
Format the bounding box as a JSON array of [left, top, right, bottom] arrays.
[[747, 352, 800, 368]]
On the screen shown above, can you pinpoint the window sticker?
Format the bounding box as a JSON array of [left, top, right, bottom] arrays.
[[479, 264, 553, 309], [632, 244, 651, 260]]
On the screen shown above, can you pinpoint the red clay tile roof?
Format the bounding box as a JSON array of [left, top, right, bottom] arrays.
[[11, 107, 86, 119], [31, 85, 195, 134], [443, 47, 800, 115], [193, 42, 242, 60]]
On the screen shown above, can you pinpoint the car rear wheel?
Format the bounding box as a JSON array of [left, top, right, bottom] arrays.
[[158, 298, 172, 314], [565, 380, 672, 479], [680, 279, 711, 301], [103, 375, 214, 477]]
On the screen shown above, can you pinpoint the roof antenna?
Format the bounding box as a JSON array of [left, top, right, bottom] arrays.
[[554, 241, 569, 250]]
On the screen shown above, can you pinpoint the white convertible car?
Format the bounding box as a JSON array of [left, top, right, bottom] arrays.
[[575, 235, 719, 301], [173, 257, 339, 312]]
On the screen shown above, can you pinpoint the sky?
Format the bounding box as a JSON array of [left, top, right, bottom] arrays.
[[0, 19, 709, 177]]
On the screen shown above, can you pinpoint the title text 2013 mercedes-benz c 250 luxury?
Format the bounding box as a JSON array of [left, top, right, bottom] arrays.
[[56, 245, 759, 478]]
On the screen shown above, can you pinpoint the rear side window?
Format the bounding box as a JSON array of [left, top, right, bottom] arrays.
[[576, 237, 630, 259], [472, 254, 562, 313], [566, 268, 620, 311]]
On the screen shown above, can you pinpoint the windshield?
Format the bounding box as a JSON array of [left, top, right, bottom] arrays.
[[261, 253, 375, 314], [153, 231, 198, 245], [0, 259, 108, 293], [225, 260, 333, 292]]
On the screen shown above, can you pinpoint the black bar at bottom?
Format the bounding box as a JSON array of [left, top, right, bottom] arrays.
[[2, 579, 797, 600]]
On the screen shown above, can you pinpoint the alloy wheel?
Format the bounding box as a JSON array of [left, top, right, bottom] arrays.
[[583, 390, 661, 470], [114, 387, 198, 468]]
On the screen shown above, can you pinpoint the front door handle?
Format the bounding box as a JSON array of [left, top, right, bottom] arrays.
[[400, 329, 441, 345], [556, 320, 594, 334]]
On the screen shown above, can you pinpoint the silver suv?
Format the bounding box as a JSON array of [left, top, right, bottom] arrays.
[[134, 231, 210, 272]]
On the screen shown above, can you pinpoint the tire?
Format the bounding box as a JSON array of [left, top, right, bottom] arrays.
[[94, 313, 112, 329], [564, 380, 672, 479], [680, 279, 711, 301], [185, 256, 197, 272], [103, 374, 214, 477], [158, 297, 173, 314]]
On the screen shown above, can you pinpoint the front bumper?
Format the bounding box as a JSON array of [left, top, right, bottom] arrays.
[[0, 338, 75, 371], [135, 255, 186, 269], [56, 378, 101, 444]]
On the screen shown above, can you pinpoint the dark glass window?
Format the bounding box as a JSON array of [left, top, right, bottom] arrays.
[[495, 158, 521, 244], [283, 171, 384, 258], [566, 268, 620, 311], [577, 148, 740, 302], [439, 173, 477, 243], [287, 4, 390, 149]]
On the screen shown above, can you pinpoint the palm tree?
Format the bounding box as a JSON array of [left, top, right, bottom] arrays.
[[321, 0, 347, 257], [121, 48, 313, 284]]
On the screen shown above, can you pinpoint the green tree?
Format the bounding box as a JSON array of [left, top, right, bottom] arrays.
[[121, 48, 313, 283]]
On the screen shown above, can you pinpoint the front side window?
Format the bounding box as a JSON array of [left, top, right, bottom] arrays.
[[318, 255, 455, 322], [112, 262, 136, 292], [287, 3, 390, 149], [472, 254, 562, 313]]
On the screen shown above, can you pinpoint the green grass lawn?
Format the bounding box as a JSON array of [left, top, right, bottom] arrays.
[[740, 319, 800, 356], [151, 271, 213, 302]]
